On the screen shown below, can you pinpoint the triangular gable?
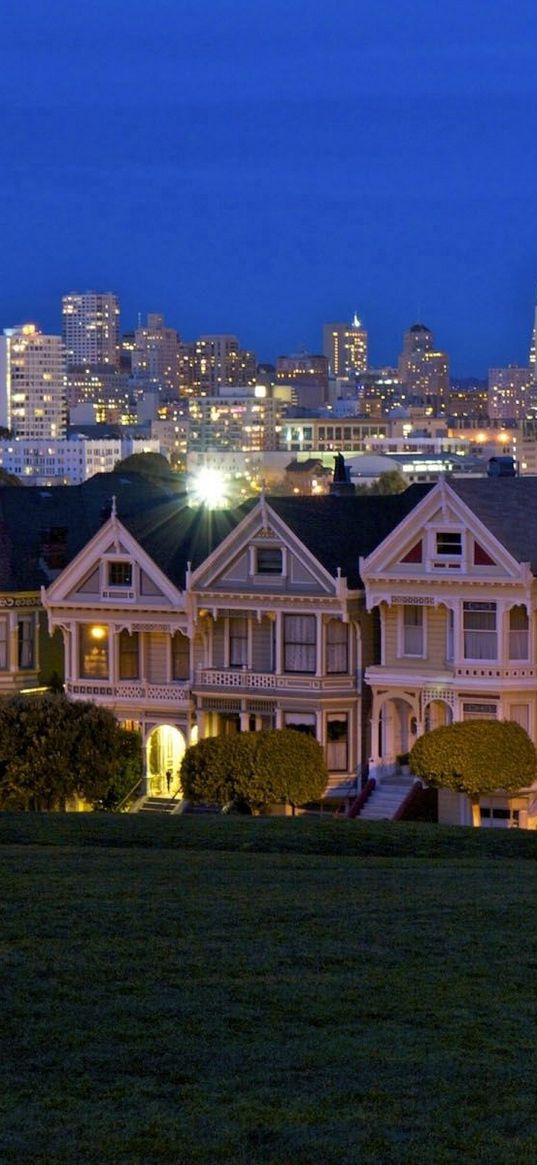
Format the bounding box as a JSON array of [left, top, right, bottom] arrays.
[[190, 499, 338, 595], [44, 514, 183, 608], [360, 477, 527, 585]]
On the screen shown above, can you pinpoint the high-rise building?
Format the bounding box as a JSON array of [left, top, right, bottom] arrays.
[[398, 323, 450, 413], [177, 335, 257, 396], [0, 324, 67, 439], [488, 366, 531, 421], [62, 292, 120, 367], [131, 313, 181, 398], [322, 315, 368, 377]]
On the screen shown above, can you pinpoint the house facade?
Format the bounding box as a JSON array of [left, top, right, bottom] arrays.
[[43, 490, 426, 801], [360, 476, 537, 826]]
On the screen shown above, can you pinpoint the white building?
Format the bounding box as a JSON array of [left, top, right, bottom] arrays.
[[0, 435, 162, 485], [0, 325, 67, 440]]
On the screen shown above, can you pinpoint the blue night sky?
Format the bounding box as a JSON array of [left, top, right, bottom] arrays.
[[2, 0, 537, 375]]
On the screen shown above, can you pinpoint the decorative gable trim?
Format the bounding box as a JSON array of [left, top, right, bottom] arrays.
[[189, 499, 341, 595], [43, 514, 184, 609]]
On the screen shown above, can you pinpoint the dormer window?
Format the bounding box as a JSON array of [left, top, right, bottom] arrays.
[[436, 532, 462, 556], [108, 561, 132, 587]]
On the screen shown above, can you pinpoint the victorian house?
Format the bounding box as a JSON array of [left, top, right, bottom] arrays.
[[42, 484, 424, 802], [360, 475, 537, 826]]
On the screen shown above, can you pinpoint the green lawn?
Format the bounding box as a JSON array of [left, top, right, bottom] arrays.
[[2, 815, 537, 1164]]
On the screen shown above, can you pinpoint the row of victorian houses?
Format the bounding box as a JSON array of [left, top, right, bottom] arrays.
[[1, 469, 537, 826]]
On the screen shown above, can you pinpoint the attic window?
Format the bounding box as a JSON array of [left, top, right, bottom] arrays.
[[256, 547, 283, 574], [108, 561, 132, 587], [436, 532, 462, 556]]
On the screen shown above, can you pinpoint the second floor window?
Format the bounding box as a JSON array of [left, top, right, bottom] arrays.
[[509, 605, 529, 660], [402, 605, 424, 656], [284, 614, 316, 673], [463, 602, 497, 660], [326, 619, 348, 673], [0, 618, 8, 670], [172, 631, 189, 680], [229, 617, 248, 668], [119, 630, 139, 680], [18, 616, 34, 670], [79, 624, 109, 679]]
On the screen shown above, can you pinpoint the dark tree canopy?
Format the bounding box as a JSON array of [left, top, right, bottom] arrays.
[[113, 452, 177, 481], [181, 729, 328, 812], [409, 720, 537, 801], [0, 694, 142, 811]]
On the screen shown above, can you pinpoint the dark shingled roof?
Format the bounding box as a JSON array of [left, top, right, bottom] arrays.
[[266, 487, 432, 588], [0, 475, 435, 595], [449, 477, 537, 573]]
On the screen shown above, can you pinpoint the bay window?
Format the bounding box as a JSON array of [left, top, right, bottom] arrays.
[[284, 615, 316, 673], [463, 602, 497, 660], [326, 713, 348, 771], [79, 624, 109, 679], [119, 630, 139, 680], [508, 605, 529, 661], [326, 619, 348, 673], [229, 617, 248, 668], [402, 605, 423, 656]]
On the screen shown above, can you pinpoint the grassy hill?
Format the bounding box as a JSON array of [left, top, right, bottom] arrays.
[[2, 814, 537, 1164]]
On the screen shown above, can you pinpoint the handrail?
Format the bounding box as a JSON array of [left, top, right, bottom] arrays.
[[114, 777, 143, 812], [346, 778, 376, 819], [393, 779, 422, 821]]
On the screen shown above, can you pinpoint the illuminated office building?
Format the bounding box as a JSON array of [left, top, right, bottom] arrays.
[[322, 315, 368, 377], [62, 292, 120, 367], [0, 324, 67, 440]]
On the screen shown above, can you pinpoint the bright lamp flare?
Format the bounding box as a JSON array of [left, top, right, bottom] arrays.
[[190, 467, 229, 508]]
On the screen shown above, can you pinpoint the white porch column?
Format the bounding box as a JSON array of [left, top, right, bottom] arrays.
[[316, 614, 324, 677], [275, 612, 283, 674], [8, 611, 18, 674]]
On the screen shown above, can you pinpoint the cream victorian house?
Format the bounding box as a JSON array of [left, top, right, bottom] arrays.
[[360, 476, 537, 827]]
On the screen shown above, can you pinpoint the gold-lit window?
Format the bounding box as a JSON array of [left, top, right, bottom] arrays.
[[79, 624, 109, 678]]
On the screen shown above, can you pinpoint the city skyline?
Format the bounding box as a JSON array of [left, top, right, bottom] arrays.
[[2, 1, 537, 375]]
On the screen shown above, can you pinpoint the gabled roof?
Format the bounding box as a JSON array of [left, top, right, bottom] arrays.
[[449, 477, 537, 573], [0, 475, 433, 595], [266, 488, 431, 588]]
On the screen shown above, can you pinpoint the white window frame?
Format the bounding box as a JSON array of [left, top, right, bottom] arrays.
[[398, 604, 426, 659], [463, 601, 497, 661]]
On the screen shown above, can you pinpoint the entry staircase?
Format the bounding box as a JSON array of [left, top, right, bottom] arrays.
[[133, 795, 186, 816], [349, 773, 421, 821]]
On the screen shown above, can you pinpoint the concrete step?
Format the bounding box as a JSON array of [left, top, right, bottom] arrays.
[[359, 779, 417, 821], [136, 797, 183, 815]]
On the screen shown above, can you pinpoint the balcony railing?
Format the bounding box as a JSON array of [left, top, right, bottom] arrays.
[[66, 680, 190, 705], [195, 668, 358, 693]]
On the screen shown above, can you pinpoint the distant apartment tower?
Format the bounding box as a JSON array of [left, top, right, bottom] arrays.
[[179, 335, 257, 396], [398, 323, 449, 413], [323, 315, 368, 377], [62, 292, 120, 367], [488, 366, 531, 421], [529, 295, 537, 384], [188, 388, 282, 453], [132, 313, 181, 398], [0, 324, 67, 439]]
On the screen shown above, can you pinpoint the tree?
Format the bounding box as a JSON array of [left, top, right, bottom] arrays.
[[355, 470, 407, 496], [409, 720, 537, 825], [180, 728, 328, 813], [113, 452, 179, 483], [0, 694, 143, 811]]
